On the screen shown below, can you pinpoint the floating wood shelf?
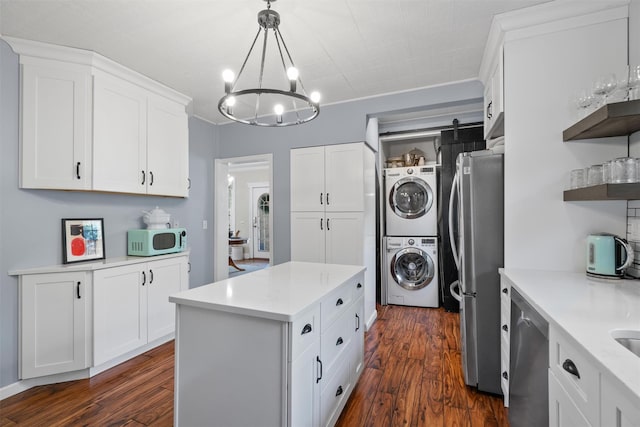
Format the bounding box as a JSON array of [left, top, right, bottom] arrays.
[[563, 183, 640, 201], [563, 99, 640, 141]]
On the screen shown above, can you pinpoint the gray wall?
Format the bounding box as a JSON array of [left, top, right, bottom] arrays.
[[218, 80, 483, 265], [0, 40, 219, 388]]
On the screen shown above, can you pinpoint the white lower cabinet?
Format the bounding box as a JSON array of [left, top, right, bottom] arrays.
[[549, 370, 592, 427], [500, 278, 510, 406], [93, 256, 188, 366], [601, 377, 640, 427], [173, 267, 365, 427], [19, 271, 91, 379]]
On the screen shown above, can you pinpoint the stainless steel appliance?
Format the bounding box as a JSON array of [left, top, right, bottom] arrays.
[[384, 165, 437, 236], [448, 149, 503, 394], [586, 233, 634, 278], [509, 287, 549, 427], [385, 236, 439, 307]]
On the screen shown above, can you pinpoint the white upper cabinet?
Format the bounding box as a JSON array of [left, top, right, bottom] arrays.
[[291, 146, 326, 211], [9, 37, 191, 198], [20, 58, 93, 190]]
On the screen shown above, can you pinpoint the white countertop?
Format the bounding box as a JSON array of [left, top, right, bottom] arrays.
[[500, 268, 640, 400], [169, 261, 365, 322], [8, 250, 190, 276]]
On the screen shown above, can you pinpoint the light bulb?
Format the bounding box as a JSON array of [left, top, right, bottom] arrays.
[[226, 96, 236, 107], [286, 67, 299, 81], [222, 69, 235, 83], [310, 91, 321, 104], [274, 104, 284, 115]]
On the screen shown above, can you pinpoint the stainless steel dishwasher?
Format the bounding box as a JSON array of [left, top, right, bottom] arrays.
[[508, 288, 549, 427]]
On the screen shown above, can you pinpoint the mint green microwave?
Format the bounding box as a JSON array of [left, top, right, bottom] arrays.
[[127, 228, 187, 256]]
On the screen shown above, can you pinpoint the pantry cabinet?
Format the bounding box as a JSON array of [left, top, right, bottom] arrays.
[[19, 271, 91, 379], [483, 45, 504, 140], [93, 256, 188, 366], [8, 37, 191, 198]]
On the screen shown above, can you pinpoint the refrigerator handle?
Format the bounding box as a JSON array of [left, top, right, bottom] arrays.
[[448, 171, 460, 269]]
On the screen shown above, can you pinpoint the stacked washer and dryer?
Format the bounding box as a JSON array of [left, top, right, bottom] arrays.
[[384, 165, 439, 307]]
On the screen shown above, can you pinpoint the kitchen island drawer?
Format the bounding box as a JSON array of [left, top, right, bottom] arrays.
[[549, 326, 600, 426], [291, 304, 320, 361], [321, 279, 354, 329]]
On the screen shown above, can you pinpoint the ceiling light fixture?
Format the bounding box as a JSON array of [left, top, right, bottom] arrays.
[[218, 0, 320, 127]]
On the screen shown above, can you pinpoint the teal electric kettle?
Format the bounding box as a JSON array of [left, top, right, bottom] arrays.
[[586, 233, 634, 278]]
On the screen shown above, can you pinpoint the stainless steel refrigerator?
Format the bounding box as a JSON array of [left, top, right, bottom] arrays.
[[448, 148, 503, 395]]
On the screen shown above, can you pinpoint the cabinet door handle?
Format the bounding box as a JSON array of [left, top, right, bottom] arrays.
[[502, 371, 508, 380], [141, 170, 146, 185], [149, 269, 154, 284], [562, 359, 581, 379], [335, 385, 343, 397], [149, 171, 154, 186], [487, 101, 493, 119], [336, 298, 343, 306], [76, 162, 81, 180], [187, 178, 191, 189], [502, 324, 508, 332], [320, 218, 323, 230], [355, 313, 360, 331], [188, 262, 191, 273], [336, 337, 344, 346], [327, 218, 330, 231], [320, 193, 323, 205], [326, 193, 330, 205], [301, 323, 312, 335], [142, 271, 146, 286], [316, 356, 323, 383], [76, 281, 81, 299]]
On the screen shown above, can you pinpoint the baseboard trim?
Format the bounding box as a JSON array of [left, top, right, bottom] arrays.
[[365, 309, 378, 331]]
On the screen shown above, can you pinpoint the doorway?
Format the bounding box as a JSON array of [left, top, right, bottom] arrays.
[[214, 154, 273, 281]]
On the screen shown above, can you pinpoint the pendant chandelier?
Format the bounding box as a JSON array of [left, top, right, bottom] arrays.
[[218, 0, 320, 127]]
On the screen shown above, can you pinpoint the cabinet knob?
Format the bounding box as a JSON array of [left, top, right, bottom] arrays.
[[336, 337, 344, 346], [502, 288, 508, 294], [336, 298, 343, 306], [562, 359, 581, 379], [502, 371, 508, 380], [357, 283, 362, 289], [335, 385, 343, 396], [502, 324, 508, 332], [301, 323, 312, 335]]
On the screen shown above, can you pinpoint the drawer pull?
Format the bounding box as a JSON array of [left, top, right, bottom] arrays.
[[336, 337, 344, 346], [336, 298, 344, 306], [316, 356, 323, 383], [502, 371, 508, 380], [502, 288, 508, 294], [301, 323, 312, 335], [502, 324, 508, 332], [336, 385, 343, 397], [357, 283, 362, 289], [562, 359, 581, 379]]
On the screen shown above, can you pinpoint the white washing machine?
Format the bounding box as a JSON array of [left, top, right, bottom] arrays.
[[385, 236, 439, 308], [384, 165, 437, 236]]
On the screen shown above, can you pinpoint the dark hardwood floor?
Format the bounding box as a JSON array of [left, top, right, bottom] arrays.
[[0, 304, 508, 426]]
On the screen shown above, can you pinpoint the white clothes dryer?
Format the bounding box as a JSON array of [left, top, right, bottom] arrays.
[[385, 236, 439, 308], [384, 165, 438, 236]]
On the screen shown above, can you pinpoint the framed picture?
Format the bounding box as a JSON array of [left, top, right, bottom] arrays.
[[62, 218, 105, 264]]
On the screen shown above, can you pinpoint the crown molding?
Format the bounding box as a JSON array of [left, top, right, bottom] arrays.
[[2, 36, 192, 107]]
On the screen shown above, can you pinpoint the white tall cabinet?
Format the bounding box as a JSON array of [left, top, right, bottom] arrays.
[[7, 37, 191, 198], [290, 142, 377, 328]]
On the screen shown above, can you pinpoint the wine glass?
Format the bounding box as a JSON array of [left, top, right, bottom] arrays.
[[575, 89, 595, 118], [628, 65, 640, 101], [593, 73, 617, 106]]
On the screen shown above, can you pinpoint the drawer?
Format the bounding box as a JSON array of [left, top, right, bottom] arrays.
[[549, 327, 600, 426], [321, 348, 352, 427], [291, 304, 320, 361], [321, 308, 352, 373], [352, 273, 365, 301], [321, 281, 353, 329]]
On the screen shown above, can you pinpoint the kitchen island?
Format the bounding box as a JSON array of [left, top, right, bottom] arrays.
[[169, 261, 365, 427], [500, 269, 640, 426]]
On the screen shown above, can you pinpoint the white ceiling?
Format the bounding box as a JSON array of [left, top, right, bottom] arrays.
[[0, 0, 547, 124]]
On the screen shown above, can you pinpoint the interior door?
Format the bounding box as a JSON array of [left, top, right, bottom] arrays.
[[251, 186, 270, 259]]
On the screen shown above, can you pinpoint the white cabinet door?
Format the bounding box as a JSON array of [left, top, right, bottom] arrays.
[[291, 146, 325, 211], [93, 71, 148, 194], [20, 272, 90, 379], [601, 377, 640, 427], [325, 212, 363, 265], [147, 94, 189, 197], [93, 264, 147, 366], [324, 144, 364, 212], [291, 212, 326, 263], [549, 370, 592, 427], [147, 257, 187, 342], [20, 60, 92, 190], [290, 339, 321, 427]]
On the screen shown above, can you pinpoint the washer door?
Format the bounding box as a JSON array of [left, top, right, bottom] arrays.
[[391, 247, 435, 290], [389, 177, 434, 219]]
